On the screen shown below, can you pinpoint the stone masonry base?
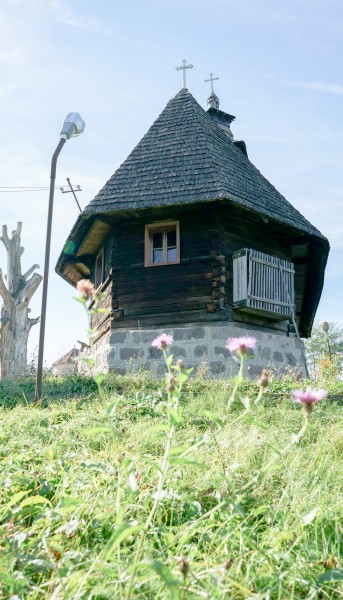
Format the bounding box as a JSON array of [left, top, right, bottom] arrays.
[[82, 322, 307, 379]]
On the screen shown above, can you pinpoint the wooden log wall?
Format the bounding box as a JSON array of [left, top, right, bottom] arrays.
[[111, 213, 214, 327], [88, 203, 309, 335]]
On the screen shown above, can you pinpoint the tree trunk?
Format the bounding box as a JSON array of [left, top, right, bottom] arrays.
[[0, 223, 42, 380]]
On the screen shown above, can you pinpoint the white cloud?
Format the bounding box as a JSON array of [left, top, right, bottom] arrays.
[[48, 0, 106, 33], [282, 79, 343, 94]]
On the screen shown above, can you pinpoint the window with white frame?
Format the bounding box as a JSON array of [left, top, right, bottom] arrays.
[[144, 221, 180, 267]]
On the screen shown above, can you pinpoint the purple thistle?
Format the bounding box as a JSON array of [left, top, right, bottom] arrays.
[[226, 336, 257, 356], [292, 387, 327, 405], [151, 333, 174, 350]]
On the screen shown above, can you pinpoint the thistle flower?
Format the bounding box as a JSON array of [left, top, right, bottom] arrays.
[[292, 387, 327, 416], [177, 555, 189, 575], [166, 373, 177, 393], [257, 369, 270, 388], [151, 333, 174, 350], [292, 387, 327, 404], [76, 279, 95, 300], [176, 359, 185, 371], [223, 558, 233, 570], [226, 336, 257, 356]]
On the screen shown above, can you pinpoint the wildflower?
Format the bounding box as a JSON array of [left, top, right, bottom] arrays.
[[226, 336, 256, 356], [166, 373, 177, 393], [76, 279, 95, 300], [151, 333, 174, 350], [292, 387, 327, 416], [177, 555, 189, 575], [257, 369, 269, 388], [176, 359, 185, 371]]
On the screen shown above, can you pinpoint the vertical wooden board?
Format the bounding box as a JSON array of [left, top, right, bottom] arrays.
[[233, 253, 247, 302]]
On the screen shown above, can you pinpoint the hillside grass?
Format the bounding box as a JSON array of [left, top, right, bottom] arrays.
[[0, 370, 342, 599]]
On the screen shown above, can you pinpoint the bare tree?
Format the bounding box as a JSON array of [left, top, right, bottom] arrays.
[[0, 222, 42, 379]]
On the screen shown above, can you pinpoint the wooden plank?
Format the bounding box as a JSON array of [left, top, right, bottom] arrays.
[[123, 299, 210, 317], [111, 308, 233, 329], [119, 285, 211, 303], [121, 293, 211, 311], [117, 266, 212, 280]]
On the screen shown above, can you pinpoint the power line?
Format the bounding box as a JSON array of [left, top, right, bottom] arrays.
[[0, 186, 63, 192]]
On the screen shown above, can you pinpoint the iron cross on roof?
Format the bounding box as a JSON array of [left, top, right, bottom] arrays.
[[175, 59, 193, 88], [204, 72, 219, 93]]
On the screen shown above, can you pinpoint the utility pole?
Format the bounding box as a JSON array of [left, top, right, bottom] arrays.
[[60, 178, 82, 212]]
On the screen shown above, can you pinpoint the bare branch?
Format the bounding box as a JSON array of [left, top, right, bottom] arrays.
[[12, 222, 22, 240], [22, 264, 40, 282], [29, 316, 40, 327], [0, 224, 10, 250], [0, 268, 11, 306], [18, 272, 43, 304]]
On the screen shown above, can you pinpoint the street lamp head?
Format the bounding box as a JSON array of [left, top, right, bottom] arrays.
[[60, 112, 86, 140]]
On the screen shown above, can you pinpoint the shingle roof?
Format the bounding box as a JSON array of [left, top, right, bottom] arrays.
[[83, 88, 325, 240]]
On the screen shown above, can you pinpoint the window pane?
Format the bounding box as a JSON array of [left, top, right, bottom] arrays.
[[167, 230, 176, 248], [153, 232, 163, 249], [167, 247, 177, 261], [153, 249, 163, 263]]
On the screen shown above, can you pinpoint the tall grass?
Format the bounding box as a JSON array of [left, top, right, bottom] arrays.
[[0, 348, 342, 599]]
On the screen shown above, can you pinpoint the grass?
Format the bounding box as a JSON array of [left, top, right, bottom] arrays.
[[0, 369, 342, 599]]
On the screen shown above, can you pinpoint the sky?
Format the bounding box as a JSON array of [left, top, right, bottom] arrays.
[[0, 0, 342, 367]]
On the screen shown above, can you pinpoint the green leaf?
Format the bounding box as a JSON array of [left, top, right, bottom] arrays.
[[74, 296, 87, 305], [103, 524, 141, 560], [168, 408, 180, 425], [317, 569, 343, 584], [5, 490, 29, 510], [165, 353, 174, 366], [148, 560, 180, 599], [95, 374, 105, 386], [19, 495, 51, 508], [106, 401, 117, 416], [202, 410, 224, 429]]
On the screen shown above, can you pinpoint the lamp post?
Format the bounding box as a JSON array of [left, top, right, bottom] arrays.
[[35, 113, 85, 402]]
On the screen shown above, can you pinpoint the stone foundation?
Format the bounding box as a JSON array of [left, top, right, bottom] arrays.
[[80, 322, 308, 379]]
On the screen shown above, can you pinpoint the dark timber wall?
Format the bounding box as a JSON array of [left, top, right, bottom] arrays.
[[112, 211, 213, 328], [90, 203, 308, 340]]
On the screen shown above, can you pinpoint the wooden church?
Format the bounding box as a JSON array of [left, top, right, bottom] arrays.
[[56, 80, 329, 377]]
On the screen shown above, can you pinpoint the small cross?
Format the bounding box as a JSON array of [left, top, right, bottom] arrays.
[[175, 59, 193, 89], [204, 72, 219, 93]]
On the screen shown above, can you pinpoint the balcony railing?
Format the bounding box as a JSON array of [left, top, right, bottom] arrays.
[[233, 248, 295, 320]]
